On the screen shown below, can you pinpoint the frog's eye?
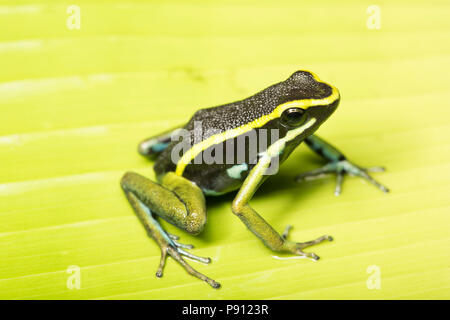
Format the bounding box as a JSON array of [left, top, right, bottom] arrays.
[[281, 108, 307, 127]]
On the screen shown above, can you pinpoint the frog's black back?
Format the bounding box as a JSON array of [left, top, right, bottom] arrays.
[[154, 71, 333, 193]]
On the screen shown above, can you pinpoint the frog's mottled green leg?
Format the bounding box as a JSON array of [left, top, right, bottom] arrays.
[[296, 135, 389, 196], [138, 127, 182, 158], [231, 153, 333, 260], [121, 171, 220, 289]]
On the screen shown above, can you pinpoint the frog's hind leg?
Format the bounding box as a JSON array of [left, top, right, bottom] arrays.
[[296, 134, 389, 196], [121, 171, 220, 288], [138, 126, 183, 158]]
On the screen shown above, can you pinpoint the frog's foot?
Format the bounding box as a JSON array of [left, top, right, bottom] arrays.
[[295, 160, 389, 196], [281, 225, 333, 260], [155, 232, 220, 289]]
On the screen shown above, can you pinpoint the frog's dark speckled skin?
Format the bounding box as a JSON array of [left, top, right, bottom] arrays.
[[154, 71, 336, 194]]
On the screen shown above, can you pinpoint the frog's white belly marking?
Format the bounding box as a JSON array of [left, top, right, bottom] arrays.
[[227, 163, 248, 179], [202, 188, 227, 196]]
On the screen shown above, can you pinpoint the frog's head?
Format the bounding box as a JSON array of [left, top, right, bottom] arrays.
[[275, 70, 340, 140]]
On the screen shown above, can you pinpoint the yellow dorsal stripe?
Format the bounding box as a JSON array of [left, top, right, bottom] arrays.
[[175, 73, 339, 176], [235, 118, 317, 203]]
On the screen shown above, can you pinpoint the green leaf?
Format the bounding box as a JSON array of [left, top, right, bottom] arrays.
[[0, 0, 449, 299]]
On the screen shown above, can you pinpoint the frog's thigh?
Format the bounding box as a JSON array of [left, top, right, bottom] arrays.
[[120, 171, 206, 234]]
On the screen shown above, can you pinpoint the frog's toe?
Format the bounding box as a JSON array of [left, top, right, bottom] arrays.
[[169, 235, 211, 264], [282, 228, 333, 260], [296, 234, 333, 249], [281, 225, 293, 240], [166, 232, 180, 240], [172, 238, 194, 249], [294, 235, 333, 260], [177, 246, 211, 264], [295, 164, 335, 182], [306, 252, 320, 261], [293, 249, 320, 261], [354, 167, 390, 194], [366, 166, 386, 173], [167, 233, 213, 262]]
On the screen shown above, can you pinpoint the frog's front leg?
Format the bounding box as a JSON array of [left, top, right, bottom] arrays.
[[120, 171, 220, 288], [137, 126, 182, 158], [231, 155, 333, 260], [296, 135, 389, 196]]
